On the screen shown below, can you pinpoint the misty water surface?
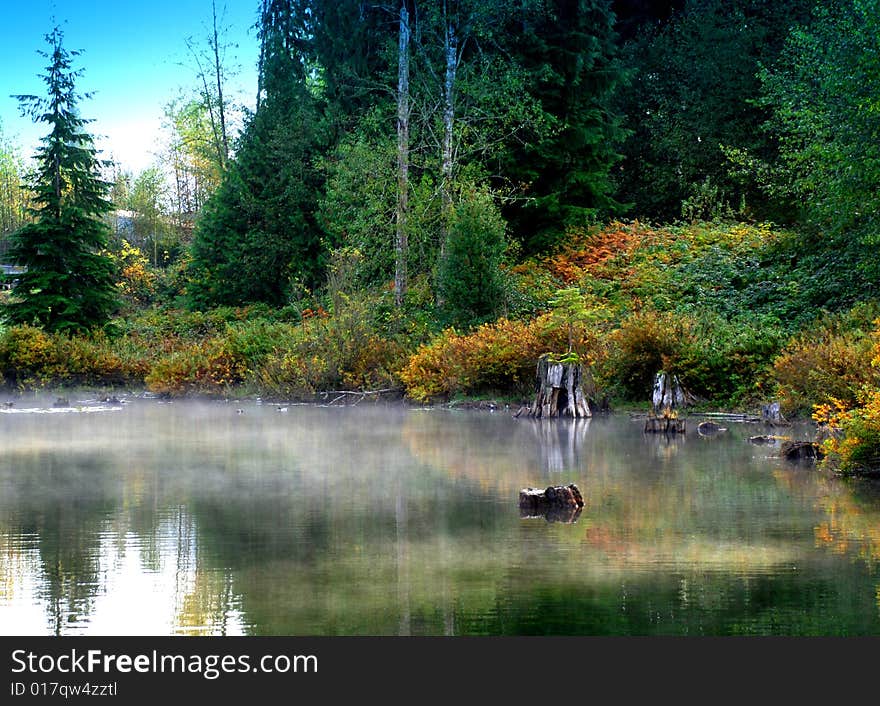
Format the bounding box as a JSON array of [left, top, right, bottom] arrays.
[[1, 395, 879, 635]]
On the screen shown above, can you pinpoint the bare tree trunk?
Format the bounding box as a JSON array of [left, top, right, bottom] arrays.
[[256, 0, 269, 112], [440, 16, 457, 254], [211, 0, 229, 166], [395, 2, 410, 308]]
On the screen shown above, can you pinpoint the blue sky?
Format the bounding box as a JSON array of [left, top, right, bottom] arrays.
[[0, 0, 261, 173]]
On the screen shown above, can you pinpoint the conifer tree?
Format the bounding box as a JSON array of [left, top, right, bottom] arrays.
[[6, 27, 118, 332], [188, 0, 325, 308]]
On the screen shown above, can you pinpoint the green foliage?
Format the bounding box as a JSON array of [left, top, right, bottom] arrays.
[[545, 287, 607, 353], [615, 0, 813, 222], [759, 0, 880, 285], [187, 2, 327, 308], [5, 27, 119, 333], [437, 189, 509, 329]]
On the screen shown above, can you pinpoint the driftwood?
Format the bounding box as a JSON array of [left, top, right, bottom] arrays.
[[519, 484, 584, 523], [526, 355, 591, 419], [749, 435, 787, 445], [318, 388, 398, 406], [697, 420, 727, 435]]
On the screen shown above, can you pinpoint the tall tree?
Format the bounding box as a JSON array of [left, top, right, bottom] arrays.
[[395, 2, 411, 306], [5, 27, 118, 332], [499, 0, 627, 253], [188, 0, 326, 308]]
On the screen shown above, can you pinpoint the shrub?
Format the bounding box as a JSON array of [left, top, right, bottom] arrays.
[[772, 307, 880, 415], [602, 310, 695, 400], [814, 393, 880, 476]]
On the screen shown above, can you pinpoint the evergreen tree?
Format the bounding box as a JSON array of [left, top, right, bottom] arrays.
[[5, 27, 118, 332], [500, 0, 627, 253], [437, 188, 509, 329], [188, 0, 325, 308]]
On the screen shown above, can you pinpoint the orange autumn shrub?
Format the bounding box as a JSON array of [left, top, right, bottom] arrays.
[[400, 318, 543, 402], [772, 308, 880, 415], [399, 312, 608, 403]]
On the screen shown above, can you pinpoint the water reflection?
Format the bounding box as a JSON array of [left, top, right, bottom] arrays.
[[0, 398, 879, 635]]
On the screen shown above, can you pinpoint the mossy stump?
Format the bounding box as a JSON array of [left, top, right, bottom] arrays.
[[527, 354, 591, 419]]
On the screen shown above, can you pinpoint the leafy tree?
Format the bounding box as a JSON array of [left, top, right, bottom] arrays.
[[162, 96, 225, 218], [760, 0, 880, 260], [437, 188, 508, 328], [5, 27, 118, 332], [0, 124, 31, 244], [614, 0, 813, 222]]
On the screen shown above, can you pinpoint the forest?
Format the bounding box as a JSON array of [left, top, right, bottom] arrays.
[[1, 0, 880, 475]]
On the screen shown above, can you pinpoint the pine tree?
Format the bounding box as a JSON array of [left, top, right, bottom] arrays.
[[6, 27, 117, 332]]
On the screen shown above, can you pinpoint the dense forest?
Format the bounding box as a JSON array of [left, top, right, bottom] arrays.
[[2, 0, 880, 474]]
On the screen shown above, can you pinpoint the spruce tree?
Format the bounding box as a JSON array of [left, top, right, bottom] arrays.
[[6, 27, 118, 332]]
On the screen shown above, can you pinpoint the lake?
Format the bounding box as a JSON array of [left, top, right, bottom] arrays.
[[1, 395, 879, 635]]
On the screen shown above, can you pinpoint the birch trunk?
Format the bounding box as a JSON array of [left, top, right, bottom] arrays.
[[395, 3, 410, 307]]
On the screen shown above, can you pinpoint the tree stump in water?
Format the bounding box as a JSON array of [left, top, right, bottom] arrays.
[[780, 441, 823, 462], [526, 355, 591, 419], [651, 371, 687, 414], [519, 484, 585, 523], [644, 415, 686, 434], [643, 371, 688, 434]]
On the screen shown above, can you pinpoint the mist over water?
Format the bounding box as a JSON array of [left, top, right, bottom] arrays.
[[1, 396, 879, 635]]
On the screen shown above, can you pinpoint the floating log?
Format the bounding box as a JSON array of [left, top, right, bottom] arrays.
[[697, 420, 727, 435], [644, 416, 686, 434], [526, 355, 591, 419], [749, 435, 787, 445], [780, 441, 823, 462]]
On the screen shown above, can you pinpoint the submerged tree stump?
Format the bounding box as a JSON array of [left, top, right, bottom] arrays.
[[644, 416, 686, 434], [643, 371, 688, 434], [519, 484, 584, 523], [527, 355, 591, 419], [780, 441, 823, 462]]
